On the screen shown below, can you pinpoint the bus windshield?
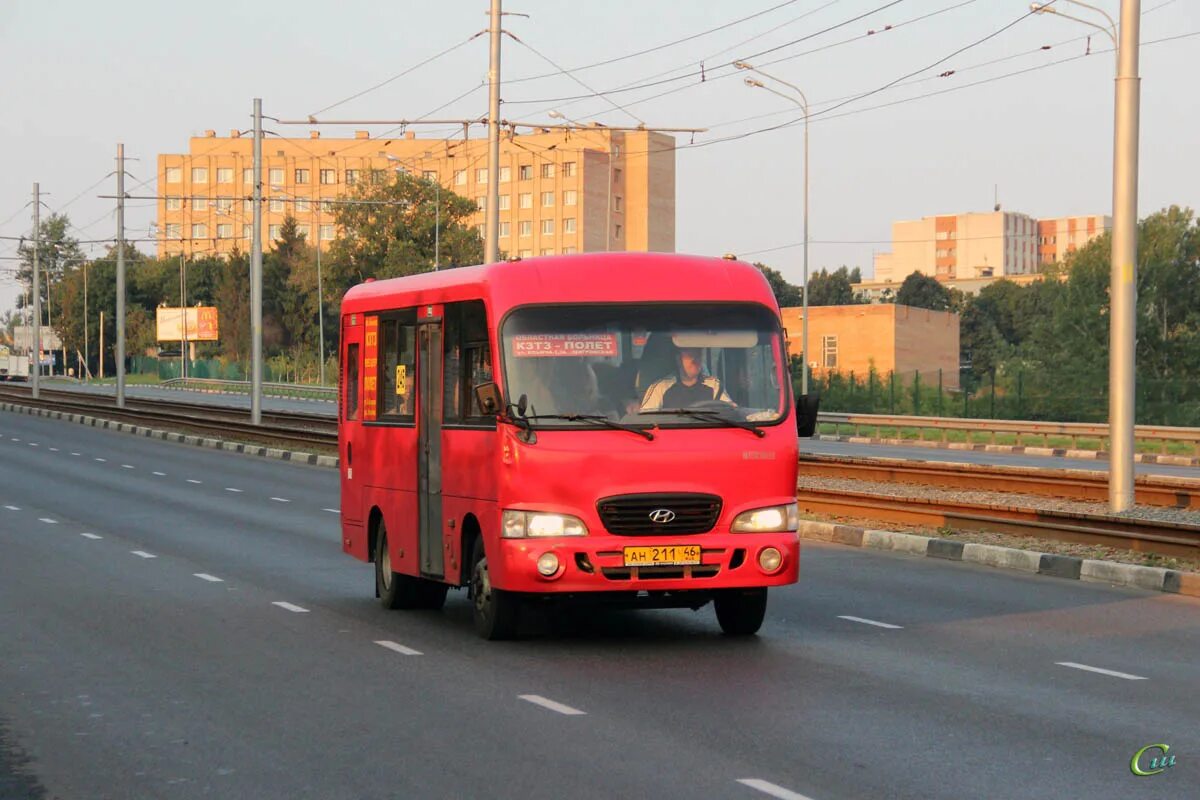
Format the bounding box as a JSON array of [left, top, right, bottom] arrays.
[[500, 303, 788, 429]]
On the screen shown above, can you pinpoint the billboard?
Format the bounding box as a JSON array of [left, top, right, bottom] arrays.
[[156, 306, 219, 342]]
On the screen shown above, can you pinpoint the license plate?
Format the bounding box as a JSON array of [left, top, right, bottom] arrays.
[[623, 545, 701, 567]]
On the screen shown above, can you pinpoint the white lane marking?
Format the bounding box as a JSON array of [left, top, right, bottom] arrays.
[[49, 447, 59, 452], [71, 452, 81, 456], [94, 457, 107, 462], [322, 508, 340, 514], [131, 551, 157, 559], [838, 615, 903, 630], [10, 438, 20, 442], [80, 533, 103, 540], [518, 695, 586, 716], [186, 479, 202, 484], [224, 487, 243, 493], [272, 601, 309, 613], [28, 442, 39, 447], [152, 471, 166, 477], [1056, 662, 1147, 681], [4, 505, 19, 511], [38, 518, 58, 524], [121, 464, 134, 470], [736, 778, 817, 800], [270, 497, 290, 503], [375, 640, 422, 656], [193, 573, 224, 583]]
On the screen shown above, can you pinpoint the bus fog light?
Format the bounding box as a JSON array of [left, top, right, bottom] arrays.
[[758, 547, 783, 572], [536, 552, 560, 577]]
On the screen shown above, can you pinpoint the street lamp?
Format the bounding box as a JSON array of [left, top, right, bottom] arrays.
[[1032, 0, 1139, 514], [384, 153, 440, 271], [737, 61, 812, 397]]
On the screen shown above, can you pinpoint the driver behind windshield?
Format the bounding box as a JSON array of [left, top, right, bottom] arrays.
[[639, 346, 733, 411]]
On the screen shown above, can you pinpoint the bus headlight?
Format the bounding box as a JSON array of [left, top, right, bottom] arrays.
[[731, 502, 799, 532], [502, 510, 589, 538]]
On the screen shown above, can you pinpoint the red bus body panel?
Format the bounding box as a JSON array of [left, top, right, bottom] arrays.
[[339, 253, 800, 594]]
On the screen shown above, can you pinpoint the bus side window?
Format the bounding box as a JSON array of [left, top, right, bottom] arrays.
[[380, 315, 417, 420], [346, 343, 360, 421], [443, 300, 492, 422], [443, 304, 462, 423]]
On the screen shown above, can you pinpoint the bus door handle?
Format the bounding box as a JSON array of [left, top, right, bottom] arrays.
[[347, 443, 352, 465]]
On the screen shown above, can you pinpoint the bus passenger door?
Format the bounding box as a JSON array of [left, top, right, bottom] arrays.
[[340, 315, 364, 536], [416, 320, 444, 578]]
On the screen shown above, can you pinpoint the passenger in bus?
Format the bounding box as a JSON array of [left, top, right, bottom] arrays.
[[519, 357, 603, 416], [639, 346, 733, 411]]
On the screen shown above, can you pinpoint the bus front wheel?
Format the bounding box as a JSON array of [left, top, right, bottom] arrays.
[[713, 588, 768, 636], [470, 538, 519, 640]]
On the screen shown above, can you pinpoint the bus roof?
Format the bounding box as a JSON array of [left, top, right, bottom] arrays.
[[340, 252, 779, 317]]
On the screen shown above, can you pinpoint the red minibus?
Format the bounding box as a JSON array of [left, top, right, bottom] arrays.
[[339, 252, 816, 639]]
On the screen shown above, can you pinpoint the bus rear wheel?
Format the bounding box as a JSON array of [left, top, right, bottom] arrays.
[[713, 588, 768, 636], [470, 537, 519, 640], [375, 521, 447, 610]]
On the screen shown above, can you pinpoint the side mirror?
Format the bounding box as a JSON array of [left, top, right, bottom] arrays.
[[474, 382, 503, 416], [796, 392, 820, 438], [516, 393, 528, 418]]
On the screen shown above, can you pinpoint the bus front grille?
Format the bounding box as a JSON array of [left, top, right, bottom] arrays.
[[597, 493, 722, 535]]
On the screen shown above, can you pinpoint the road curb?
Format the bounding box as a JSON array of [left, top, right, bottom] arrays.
[[814, 434, 1200, 468], [798, 519, 1200, 598], [0, 401, 340, 471]]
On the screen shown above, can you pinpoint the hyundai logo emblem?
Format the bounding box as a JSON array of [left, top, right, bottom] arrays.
[[648, 509, 676, 524]]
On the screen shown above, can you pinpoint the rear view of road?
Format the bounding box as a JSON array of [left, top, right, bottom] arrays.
[[0, 409, 1196, 799]]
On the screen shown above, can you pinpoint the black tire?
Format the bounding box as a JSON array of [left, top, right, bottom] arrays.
[[469, 536, 519, 640], [714, 588, 768, 636], [375, 521, 423, 610], [417, 580, 449, 611]]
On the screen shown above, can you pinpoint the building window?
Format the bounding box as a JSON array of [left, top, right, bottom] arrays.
[[541, 219, 554, 235], [822, 335, 838, 369], [614, 196, 622, 212], [216, 168, 233, 184], [563, 161, 576, 177], [499, 195, 511, 211], [296, 199, 311, 213], [476, 224, 485, 238], [217, 223, 233, 239], [614, 223, 622, 239], [216, 196, 233, 213], [541, 191, 554, 208], [476, 195, 487, 211], [320, 169, 336, 185], [518, 164, 533, 180], [320, 224, 335, 241], [296, 224, 310, 239], [321, 199, 334, 213], [191, 167, 208, 184], [243, 168, 255, 184], [454, 169, 467, 186], [498, 221, 511, 237], [541, 163, 555, 179], [563, 190, 577, 206], [269, 198, 285, 213], [518, 220, 532, 237], [540, 248, 554, 256], [243, 198, 253, 212], [518, 193, 532, 209], [269, 167, 284, 185], [371, 170, 386, 185], [613, 168, 622, 183], [165, 223, 181, 239], [242, 224, 253, 240], [191, 223, 207, 239], [499, 165, 511, 183], [295, 169, 310, 185], [345, 169, 360, 185], [269, 224, 282, 239], [564, 217, 576, 234], [422, 170, 438, 182], [563, 246, 577, 254], [476, 168, 488, 184], [191, 196, 207, 212], [165, 167, 182, 183], [519, 249, 533, 258], [166, 196, 182, 211]]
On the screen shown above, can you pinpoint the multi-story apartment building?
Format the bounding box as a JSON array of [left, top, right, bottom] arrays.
[[155, 128, 675, 259], [872, 210, 1109, 284]]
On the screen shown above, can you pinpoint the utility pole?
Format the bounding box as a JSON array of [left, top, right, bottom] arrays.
[[179, 254, 188, 380], [251, 98, 264, 424], [31, 182, 40, 399], [116, 143, 126, 407], [484, 0, 501, 264], [83, 261, 88, 380], [316, 206, 326, 384], [1109, 0, 1140, 512], [99, 311, 105, 379]]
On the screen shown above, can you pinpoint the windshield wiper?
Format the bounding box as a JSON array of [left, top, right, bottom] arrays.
[[522, 413, 655, 441], [638, 408, 766, 438]]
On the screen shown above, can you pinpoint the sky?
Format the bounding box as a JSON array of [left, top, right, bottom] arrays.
[[1, 0, 1197, 313]]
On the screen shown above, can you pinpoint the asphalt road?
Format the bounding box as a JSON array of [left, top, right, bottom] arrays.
[[1, 409, 1196, 799]]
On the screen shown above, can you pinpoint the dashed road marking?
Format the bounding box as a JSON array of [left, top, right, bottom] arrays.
[[28, 442, 39, 447], [152, 471, 166, 477], [518, 695, 586, 716], [1056, 662, 1146, 681], [131, 551, 157, 559], [71, 452, 81, 456], [322, 508, 340, 514], [224, 487, 243, 493], [187, 479, 202, 484], [4, 505, 19, 511], [10, 438, 20, 442], [80, 533, 103, 540], [193, 573, 224, 583], [38, 518, 58, 524], [375, 640, 422, 656], [736, 779, 816, 800], [94, 457, 107, 463], [837, 615, 903, 630], [270, 497, 290, 503], [49, 447, 59, 452], [121, 464, 134, 470], [272, 602, 309, 613]]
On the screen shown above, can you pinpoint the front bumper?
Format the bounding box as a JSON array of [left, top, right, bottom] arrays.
[[489, 532, 800, 594]]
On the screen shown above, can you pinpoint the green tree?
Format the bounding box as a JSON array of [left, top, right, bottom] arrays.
[[895, 271, 952, 311], [805, 266, 861, 306], [754, 262, 802, 307]]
